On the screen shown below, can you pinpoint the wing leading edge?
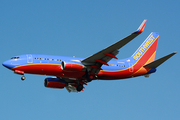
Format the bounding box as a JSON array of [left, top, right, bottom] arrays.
[[81, 19, 147, 74]]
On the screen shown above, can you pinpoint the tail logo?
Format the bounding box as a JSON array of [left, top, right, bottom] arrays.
[[133, 35, 156, 60]]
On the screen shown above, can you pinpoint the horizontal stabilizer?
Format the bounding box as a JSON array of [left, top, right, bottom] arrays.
[[143, 52, 177, 68]]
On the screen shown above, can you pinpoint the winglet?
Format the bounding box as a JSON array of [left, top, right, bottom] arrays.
[[133, 19, 147, 34], [143, 52, 177, 68]]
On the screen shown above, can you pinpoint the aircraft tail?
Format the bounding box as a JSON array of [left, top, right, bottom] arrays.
[[131, 32, 159, 66]]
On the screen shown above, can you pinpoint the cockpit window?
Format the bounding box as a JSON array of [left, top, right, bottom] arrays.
[[11, 57, 20, 59]]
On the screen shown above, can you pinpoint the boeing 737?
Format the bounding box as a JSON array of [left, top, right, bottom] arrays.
[[2, 20, 176, 92]]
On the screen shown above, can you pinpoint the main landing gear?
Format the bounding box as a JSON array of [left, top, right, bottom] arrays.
[[21, 75, 26, 81], [76, 84, 83, 92], [76, 80, 84, 92], [84, 70, 93, 82]]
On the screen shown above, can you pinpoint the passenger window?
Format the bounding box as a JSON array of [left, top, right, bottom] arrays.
[[42, 58, 44, 60], [45, 58, 46, 60], [52, 59, 54, 61], [11, 57, 20, 59], [57, 59, 59, 61], [47, 58, 49, 60]]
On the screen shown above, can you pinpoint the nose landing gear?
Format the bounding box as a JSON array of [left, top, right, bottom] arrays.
[[21, 75, 26, 81], [14, 70, 25, 81]]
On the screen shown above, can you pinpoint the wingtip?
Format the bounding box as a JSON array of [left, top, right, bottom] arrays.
[[170, 52, 177, 56], [133, 19, 147, 34]]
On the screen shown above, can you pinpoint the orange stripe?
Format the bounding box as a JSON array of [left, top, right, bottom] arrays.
[[130, 51, 156, 76]]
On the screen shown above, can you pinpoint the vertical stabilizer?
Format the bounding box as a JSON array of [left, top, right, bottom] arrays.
[[131, 32, 159, 65]]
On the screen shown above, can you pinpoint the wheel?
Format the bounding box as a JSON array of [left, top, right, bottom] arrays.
[[87, 76, 93, 82], [76, 85, 83, 92], [85, 70, 93, 82], [21, 76, 25, 81]]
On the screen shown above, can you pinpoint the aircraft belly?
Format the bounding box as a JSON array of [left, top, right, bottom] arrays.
[[12, 64, 85, 79], [98, 70, 133, 80], [57, 71, 85, 79]]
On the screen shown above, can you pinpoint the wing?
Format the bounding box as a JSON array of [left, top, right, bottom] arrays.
[[81, 19, 147, 75]]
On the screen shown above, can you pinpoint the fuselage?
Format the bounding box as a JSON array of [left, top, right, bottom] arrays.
[[2, 54, 153, 80]]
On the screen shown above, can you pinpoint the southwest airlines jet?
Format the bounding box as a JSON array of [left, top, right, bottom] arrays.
[[2, 20, 176, 93]]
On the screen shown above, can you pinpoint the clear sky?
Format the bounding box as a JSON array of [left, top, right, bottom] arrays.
[[0, 0, 180, 120]]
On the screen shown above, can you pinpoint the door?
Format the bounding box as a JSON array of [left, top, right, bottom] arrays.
[[129, 63, 133, 72], [27, 54, 33, 63]]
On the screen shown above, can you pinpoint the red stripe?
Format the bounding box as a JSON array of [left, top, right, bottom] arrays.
[[12, 64, 85, 79]]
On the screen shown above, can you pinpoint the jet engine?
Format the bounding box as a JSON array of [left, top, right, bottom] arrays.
[[44, 78, 65, 89], [61, 61, 85, 72]]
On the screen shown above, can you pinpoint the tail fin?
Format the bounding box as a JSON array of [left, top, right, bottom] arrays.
[[131, 32, 159, 65]]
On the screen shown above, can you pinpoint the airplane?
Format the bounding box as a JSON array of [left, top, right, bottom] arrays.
[[2, 19, 177, 93]]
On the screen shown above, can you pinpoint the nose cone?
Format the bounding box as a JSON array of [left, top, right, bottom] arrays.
[[2, 60, 13, 69]]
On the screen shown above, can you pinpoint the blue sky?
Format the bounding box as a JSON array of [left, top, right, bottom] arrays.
[[0, 1, 180, 120]]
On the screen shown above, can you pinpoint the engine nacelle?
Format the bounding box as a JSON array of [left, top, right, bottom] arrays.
[[44, 78, 65, 89], [61, 61, 85, 72]]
